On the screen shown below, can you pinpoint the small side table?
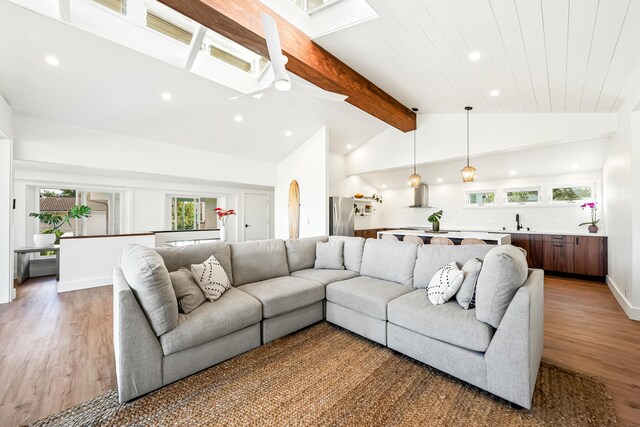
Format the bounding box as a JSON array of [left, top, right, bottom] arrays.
[[14, 245, 60, 285]]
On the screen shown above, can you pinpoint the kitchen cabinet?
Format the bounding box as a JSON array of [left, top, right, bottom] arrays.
[[543, 235, 575, 274], [354, 228, 388, 239], [574, 236, 607, 276], [510, 234, 544, 269]]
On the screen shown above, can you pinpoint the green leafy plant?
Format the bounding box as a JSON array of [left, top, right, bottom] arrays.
[[427, 210, 443, 223], [30, 204, 92, 239]]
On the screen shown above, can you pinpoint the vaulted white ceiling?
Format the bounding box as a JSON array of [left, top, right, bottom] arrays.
[[0, 0, 387, 161], [316, 0, 640, 114]]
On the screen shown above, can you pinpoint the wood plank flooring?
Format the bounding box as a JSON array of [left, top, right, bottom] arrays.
[[0, 275, 638, 426]]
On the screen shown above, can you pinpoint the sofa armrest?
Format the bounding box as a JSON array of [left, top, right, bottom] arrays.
[[113, 267, 163, 402], [484, 268, 544, 409]]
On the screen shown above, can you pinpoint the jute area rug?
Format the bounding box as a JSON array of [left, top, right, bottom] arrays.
[[32, 323, 617, 426]]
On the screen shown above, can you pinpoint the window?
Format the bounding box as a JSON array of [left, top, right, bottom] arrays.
[[91, 0, 126, 13], [466, 191, 496, 206], [504, 188, 540, 205], [146, 12, 193, 44], [209, 46, 252, 73], [551, 186, 594, 203], [170, 196, 218, 230], [292, 0, 344, 14]]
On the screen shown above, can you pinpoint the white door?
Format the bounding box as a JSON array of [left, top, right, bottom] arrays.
[[243, 193, 270, 241]]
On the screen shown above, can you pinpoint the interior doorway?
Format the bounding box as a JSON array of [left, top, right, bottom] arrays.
[[243, 193, 269, 241]]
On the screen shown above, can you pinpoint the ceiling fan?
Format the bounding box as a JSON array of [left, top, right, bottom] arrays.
[[230, 13, 347, 102]]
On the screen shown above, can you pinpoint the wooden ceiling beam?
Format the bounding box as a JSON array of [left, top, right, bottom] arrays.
[[157, 0, 416, 132]]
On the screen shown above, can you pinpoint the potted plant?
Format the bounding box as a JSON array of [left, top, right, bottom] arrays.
[[579, 202, 599, 233], [428, 210, 443, 232], [29, 205, 92, 246]]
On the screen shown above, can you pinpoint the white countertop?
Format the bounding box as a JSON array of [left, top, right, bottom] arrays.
[[398, 226, 607, 237], [378, 229, 511, 241]]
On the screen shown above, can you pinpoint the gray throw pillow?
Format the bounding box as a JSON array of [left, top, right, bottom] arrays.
[[328, 236, 365, 272], [121, 244, 178, 336], [475, 245, 529, 328], [456, 258, 482, 310], [314, 240, 345, 270], [170, 268, 206, 314]]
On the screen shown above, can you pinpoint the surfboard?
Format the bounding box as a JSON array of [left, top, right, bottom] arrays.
[[288, 180, 300, 239]]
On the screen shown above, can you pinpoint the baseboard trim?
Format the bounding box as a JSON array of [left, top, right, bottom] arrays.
[[606, 276, 640, 321], [58, 276, 113, 293]]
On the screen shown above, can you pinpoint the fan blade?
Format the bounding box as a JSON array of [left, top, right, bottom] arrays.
[[292, 81, 347, 102], [260, 13, 289, 83], [229, 85, 273, 101]]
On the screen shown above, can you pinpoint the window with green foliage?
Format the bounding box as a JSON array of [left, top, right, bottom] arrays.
[[466, 191, 496, 206], [551, 186, 593, 202], [505, 188, 540, 204]]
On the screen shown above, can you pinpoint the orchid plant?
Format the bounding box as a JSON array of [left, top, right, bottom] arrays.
[[214, 208, 236, 226], [578, 202, 599, 227]]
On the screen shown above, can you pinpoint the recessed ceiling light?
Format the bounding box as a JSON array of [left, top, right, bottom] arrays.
[[509, 170, 517, 176], [571, 163, 579, 169], [346, 144, 353, 149], [382, 184, 387, 189], [161, 92, 172, 101], [45, 55, 60, 66], [285, 130, 292, 137], [437, 178, 443, 183], [234, 115, 243, 123], [468, 51, 481, 61], [490, 89, 500, 97]]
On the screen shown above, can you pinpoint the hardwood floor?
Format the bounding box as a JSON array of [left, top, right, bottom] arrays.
[[0, 275, 638, 426]]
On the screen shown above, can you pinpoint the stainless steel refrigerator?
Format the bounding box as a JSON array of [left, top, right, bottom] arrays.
[[329, 197, 354, 236]]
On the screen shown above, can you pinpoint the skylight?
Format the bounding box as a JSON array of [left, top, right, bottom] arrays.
[[146, 11, 193, 45], [292, 0, 345, 15], [91, 0, 126, 14]]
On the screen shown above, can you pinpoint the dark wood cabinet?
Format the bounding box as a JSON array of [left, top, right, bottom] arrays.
[[574, 236, 607, 276], [543, 235, 575, 273], [354, 228, 388, 239], [510, 234, 544, 269]]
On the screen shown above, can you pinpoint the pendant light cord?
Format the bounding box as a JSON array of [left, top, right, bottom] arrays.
[[413, 129, 417, 174], [466, 108, 470, 167]]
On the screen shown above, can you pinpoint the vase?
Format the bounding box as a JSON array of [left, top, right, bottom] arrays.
[[33, 233, 56, 247], [431, 221, 440, 232], [588, 224, 598, 233]]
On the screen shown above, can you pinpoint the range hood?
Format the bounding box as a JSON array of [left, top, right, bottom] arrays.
[[408, 184, 433, 208]]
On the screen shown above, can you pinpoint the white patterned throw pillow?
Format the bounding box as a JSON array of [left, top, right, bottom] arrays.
[[427, 262, 465, 305], [191, 255, 231, 302]]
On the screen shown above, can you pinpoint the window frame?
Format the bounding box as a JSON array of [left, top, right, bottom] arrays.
[[503, 187, 542, 206], [549, 183, 596, 204], [464, 189, 497, 207]]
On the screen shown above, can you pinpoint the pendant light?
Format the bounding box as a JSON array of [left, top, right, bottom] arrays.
[[409, 107, 421, 187], [461, 106, 477, 182]]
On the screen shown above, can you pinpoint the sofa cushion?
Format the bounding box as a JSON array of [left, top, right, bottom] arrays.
[[413, 245, 495, 288], [121, 244, 178, 336], [456, 258, 483, 310], [326, 276, 414, 320], [359, 239, 418, 286], [159, 287, 261, 356], [155, 242, 232, 283], [285, 236, 328, 272], [191, 255, 231, 302], [328, 236, 365, 272], [475, 245, 529, 328], [238, 276, 325, 318], [315, 240, 345, 270], [388, 290, 495, 352], [291, 268, 359, 285], [169, 268, 206, 314], [229, 239, 289, 286]]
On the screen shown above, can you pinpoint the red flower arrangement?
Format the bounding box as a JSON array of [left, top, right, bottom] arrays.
[[214, 208, 236, 226]]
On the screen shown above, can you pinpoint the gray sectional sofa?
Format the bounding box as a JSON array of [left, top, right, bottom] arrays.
[[113, 235, 543, 409]]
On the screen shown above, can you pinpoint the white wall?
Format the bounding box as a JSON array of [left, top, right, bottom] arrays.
[[603, 74, 640, 318], [0, 95, 13, 304], [375, 172, 603, 233], [347, 113, 617, 175], [13, 163, 274, 252], [12, 116, 277, 187], [275, 127, 328, 239]]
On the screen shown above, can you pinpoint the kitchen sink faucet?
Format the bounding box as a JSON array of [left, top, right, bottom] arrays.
[[516, 213, 523, 231]]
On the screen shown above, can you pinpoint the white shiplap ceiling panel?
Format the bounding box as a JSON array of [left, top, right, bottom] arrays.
[[316, 0, 640, 113]]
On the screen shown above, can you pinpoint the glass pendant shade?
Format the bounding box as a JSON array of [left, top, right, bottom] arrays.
[[461, 165, 477, 182], [409, 173, 421, 187]]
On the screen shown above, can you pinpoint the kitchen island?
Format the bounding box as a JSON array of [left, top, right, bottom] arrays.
[[376, 229, 511, 245]]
